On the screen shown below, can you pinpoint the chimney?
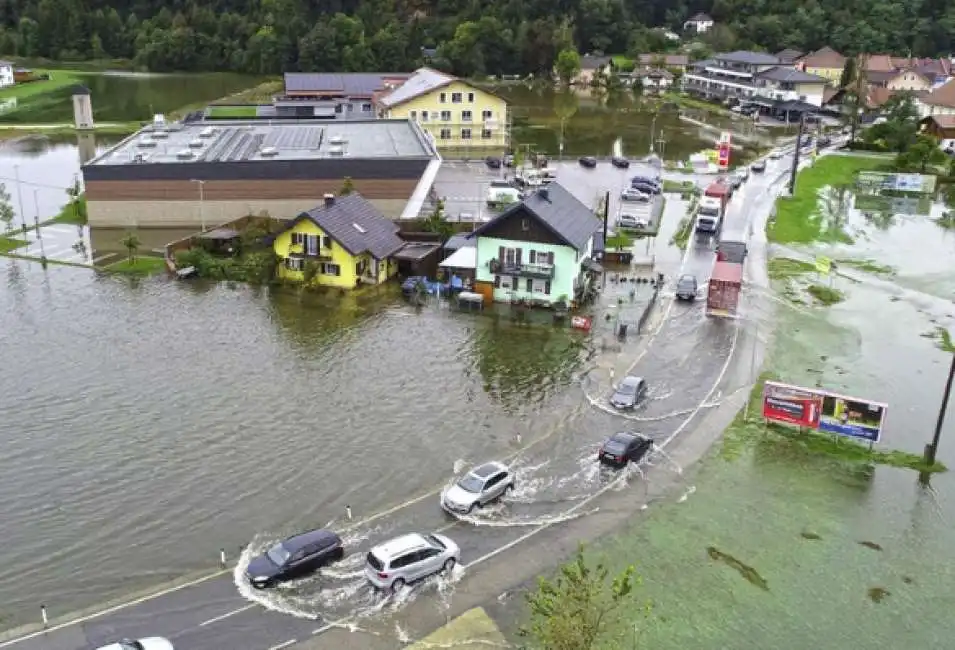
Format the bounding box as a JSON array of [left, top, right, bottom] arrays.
[[324, 193, 335, 207], [537, 187, 549, 200]]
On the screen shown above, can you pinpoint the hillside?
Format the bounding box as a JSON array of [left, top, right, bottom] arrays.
[[0, 0, 952, 75]]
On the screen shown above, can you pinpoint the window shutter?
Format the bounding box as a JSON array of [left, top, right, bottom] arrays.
[[526, 278, 532, 292], [498, 245, 505, 261], [511, 276, 518, 290], [516, 248, 523, 265], [544, 280, 551, 295], [529, 250, 536, 263], [334, 265, 341, 276], [494, 275, 501, 288]]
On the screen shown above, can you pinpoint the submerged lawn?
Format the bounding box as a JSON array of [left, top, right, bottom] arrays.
[[770, 155, 888, 244], [104, 256, 167, 275], [0, 69, 84, 100]]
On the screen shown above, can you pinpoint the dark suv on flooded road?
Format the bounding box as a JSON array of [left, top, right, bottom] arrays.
[[246, 528, 344, 588]]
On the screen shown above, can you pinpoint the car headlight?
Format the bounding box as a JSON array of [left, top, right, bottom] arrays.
[[251, 576, 268, 583]]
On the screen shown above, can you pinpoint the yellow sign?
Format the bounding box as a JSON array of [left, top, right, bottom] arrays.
[[815, 256, 831, 275]]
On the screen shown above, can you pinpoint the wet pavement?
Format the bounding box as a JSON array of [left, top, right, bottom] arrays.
[[9, 223, 94, 266]]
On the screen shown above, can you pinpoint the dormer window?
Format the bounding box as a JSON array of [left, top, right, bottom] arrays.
[[522, 218, 530, 231]]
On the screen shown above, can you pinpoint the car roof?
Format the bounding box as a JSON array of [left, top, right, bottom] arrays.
[[284, 528, 340, 551], [610, 431, 638, 443], [621, 375, 643, 386], [370, 533, 431, 558], [472, 461, 507, 478], [679, 274, 696, 281]]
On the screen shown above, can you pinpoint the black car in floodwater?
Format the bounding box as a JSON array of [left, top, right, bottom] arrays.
[[598, 431, 653, 467], [579, 156, 598, 168], [611, 156, 630, 169], [246, 528, 344, 589]]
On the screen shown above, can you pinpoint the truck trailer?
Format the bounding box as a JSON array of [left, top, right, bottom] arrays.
[[706, 260, 743, 318], [696, 182, 731, 234]]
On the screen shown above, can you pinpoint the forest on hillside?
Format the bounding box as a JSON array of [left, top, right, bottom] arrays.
[[0, 0, 952, 75]]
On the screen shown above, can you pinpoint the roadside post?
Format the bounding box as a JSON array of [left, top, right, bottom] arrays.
[[925, 351, 955, 469], [40, 604, 48, 627], [220, 548, 226, 568]]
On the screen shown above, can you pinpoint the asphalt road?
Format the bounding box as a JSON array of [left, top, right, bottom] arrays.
[[1, 150, 798, 650]]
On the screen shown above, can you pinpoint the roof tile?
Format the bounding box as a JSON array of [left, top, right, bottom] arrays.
[[378, 68, 455, 108], [921, 78, 955, 108], [800, 46, 845, 68]]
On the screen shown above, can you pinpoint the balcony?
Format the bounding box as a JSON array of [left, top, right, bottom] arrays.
[[499, 261, 555, 279], [684, 72, 757, 94]]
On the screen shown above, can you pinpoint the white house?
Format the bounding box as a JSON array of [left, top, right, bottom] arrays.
[[634, 68, 674, 91], [0, 61, 14, 88], [917, 78, 955, 119], [683, 12, 714, 34]]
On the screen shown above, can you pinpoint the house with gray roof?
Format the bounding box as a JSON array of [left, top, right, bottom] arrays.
[[273, 192, 407, 288], [468, 183, 602, 306], [276, 72, 411, 120], [684, 50, 830, 107]]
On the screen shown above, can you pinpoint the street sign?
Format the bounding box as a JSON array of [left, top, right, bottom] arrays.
[[814, 256, 831, 275], [717, 131, 731, 169]]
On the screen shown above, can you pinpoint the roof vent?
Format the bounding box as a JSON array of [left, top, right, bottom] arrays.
[[175, 149, 195, 160], [323, 193, 335, 207], [153, 113, 166, 126], [151, 130, 169, 139], [329, 135, 346, 145], [133, 152, 151, 163], [537, 187, 550, 200], [260, 146, 279, 157], [137, 138, 157, 148], [329, 145, 344, 156], [188, 139, 204, 148], [352, 223, 367, 234], [199, 126, 216, 138]]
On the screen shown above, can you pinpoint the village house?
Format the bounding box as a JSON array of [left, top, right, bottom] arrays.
[[684, 50, 829, 107], [468, 183, 602, 308], [866, 66, 932, 93], [775, 49, 804, 66], [0, 60, 14, 88], [635, 53, 689, 72], [272, 193, 405, 289], [275, 72, 411, 120], [917, 78, 955, 118], [797, 46, 846, 84], [575, 55, 613, 86], [633, 67, 674, 91], [683, 12, 714, 34], [920, 115, 955, 150]]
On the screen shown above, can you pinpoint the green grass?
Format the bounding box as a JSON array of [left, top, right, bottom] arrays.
[[769, 155, 889, 244], [0, 122, 141, 140], [611, 55, 634, 71], [0, 69, 84, 100], [605, 233, 634, 249], [767, 257, 815, 280], [662, 179, 699, 198], [806, 284, 845, 305], [670, 214, 693, 250], [48, 196, 87, 225], [661, 91, 733, 115], [835, 258, 895, 276], [0, 236, 28, 253], [207, 105, 260, 118], [103, 256, 167, 276], [926, 327, 955, 353]]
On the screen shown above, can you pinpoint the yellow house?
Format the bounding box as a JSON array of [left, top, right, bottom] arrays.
[[273, 192, 405, 289], [798, 46, 846, 84], [376, 67, 509, 151]]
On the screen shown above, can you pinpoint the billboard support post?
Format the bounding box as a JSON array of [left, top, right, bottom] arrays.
[[925, 352, 955, 467]]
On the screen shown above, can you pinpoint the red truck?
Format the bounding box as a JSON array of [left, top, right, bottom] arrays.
[[697, 181, 732, 234], [706, 260, 742, 318]]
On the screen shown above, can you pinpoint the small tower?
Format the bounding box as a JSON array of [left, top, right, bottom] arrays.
[[71, 85, 93, 130]]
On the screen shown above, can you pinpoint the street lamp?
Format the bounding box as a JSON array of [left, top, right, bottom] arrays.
[[190, 179, 206, 232], [649, 114, 658, 155]]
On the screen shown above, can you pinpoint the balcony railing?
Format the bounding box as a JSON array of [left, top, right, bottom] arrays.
[[500, 262, 555, 279], [685, 72, 757, 93]]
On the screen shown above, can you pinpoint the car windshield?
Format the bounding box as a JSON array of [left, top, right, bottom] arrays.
[[266, 542, 290, 566], [457, 475, 485, 493], [426, 534, 446, 549], [611, 433, 636, 445], [616, 382, 637, 395], [603, 441, 626, 453], [119, 642, 144, 650]]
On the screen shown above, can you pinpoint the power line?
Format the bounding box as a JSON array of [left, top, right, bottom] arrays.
[[0, 176, 71, 192]]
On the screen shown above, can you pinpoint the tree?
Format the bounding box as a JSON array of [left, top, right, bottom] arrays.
[[302, 259, 321, 286], [866, 92, 919, 153], [839, 56, 856, 89], [520, 545, 649, 650], [0, 183, 15, 232], [896, 134, 947, 173], [555, 48, 581, 86], [340, 177, 355, 195], [121, 231, 140, 263], [421, 198, 453, 238]]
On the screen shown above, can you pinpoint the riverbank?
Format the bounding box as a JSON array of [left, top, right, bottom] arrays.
[[0, 122, 141, 139]]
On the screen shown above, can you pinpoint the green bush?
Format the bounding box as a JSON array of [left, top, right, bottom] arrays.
[[174, 247, 278, 284]]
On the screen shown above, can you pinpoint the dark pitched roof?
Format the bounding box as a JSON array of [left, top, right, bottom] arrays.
[[774, 99, 819, 112], [283, 73, 409, 96], [715, 51, 780, 65], [776, 49, 804, 64], [688, 12, 712, 21], [581, 55, 612, 70], [800, 46, 846, 68], [468, 182, 601, 251], [757, 66, 827, 83], [293, 193, 405, 259]]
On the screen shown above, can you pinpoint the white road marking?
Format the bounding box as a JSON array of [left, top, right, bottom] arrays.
[[199, 603, 255, 627], [267, 640, 297, 650], [0, 569, 231, 647], [92, 254, 114, 264], [42, 226, 76, 234]]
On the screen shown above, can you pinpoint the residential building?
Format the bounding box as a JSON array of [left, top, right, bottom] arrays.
[[920, 115, 955, 148], [684, 50, 830, 107], [683, 12, 714, 33], [376, 67, 510, 151], [575, 55, 613, 85], [81, 119, 442, 228], [635, 53, 689, 72], [634, 67, 674, 91], [775, 49, 804, 65], [468, 183, 602, 307], [0, 60, 13, 88], [917, 78, 955, 118], [867, 67, 933, 92], [274, 73, 410, 119], [273, 193, 406, 288], [797, 46, 846, 84]]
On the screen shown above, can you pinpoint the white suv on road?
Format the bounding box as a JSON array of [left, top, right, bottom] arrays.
[[364, 533, 460, 591], [441, 461, 514, 514]]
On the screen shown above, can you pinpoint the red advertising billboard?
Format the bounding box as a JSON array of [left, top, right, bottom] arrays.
[[762, 381, 822, 428], [718, 132, 731, 169], [761, 381, 888, 443]]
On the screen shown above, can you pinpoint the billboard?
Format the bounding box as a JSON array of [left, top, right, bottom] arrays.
[[761, 381, 887, 443], [717, 132, 731, 169], [856, 172, 937, 194]]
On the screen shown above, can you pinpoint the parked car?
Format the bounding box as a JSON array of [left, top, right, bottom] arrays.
[[621, 187, 651, 202], [617, 214, 649, 230], [441, 461, 514, 514], [95, 638, 174, 650], [598, 431, 653, 468], [750, 160, 766, 173], [579, 156, 598, 168], [631, 182, 660, 195], [675, 274, 698, 301], [401, 276, 427, 295], [737, 168, 749, 182], [503, 154, 514, 167], [611, 156, 630, 168], [484, 156, 502, 169], [486, 180, 521, 206], [631, 174, 661, 187], [364, 533, 460, 591], [246, 528, 344, 589], [728, 175, 742, 190], [769, 150, 783, 160], [609, 375, 648, 410]]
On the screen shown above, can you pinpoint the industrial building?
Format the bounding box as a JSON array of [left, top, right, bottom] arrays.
[[82, 118, 442, 229]]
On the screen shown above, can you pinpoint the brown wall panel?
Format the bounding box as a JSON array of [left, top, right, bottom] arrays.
[[85, 179, 417, 202]]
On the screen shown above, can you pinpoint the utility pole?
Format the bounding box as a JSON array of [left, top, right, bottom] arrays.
[[33, 189, 41, 237], [788, 112, 806, 195], [649, 114, 658, 155], [191, 179, 206, 232], [925, 352, 955, 467], [849, 54, 868, 146], [601, 189, 610, 245], [13, 164, 27, 232]]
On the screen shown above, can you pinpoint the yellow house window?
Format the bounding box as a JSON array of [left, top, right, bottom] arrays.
[[440, 110, 451, 121], [482, 109, 493, 120], [467, 92, 475, 102], [439, 92, 446, 103], [451, 92, 463, 103], [285, 257, 304, 271]]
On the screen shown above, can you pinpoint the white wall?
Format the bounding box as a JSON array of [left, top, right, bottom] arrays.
[[0, 65, 14, 88]]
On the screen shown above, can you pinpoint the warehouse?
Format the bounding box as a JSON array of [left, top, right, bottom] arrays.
[[82, 118, 442, 228]]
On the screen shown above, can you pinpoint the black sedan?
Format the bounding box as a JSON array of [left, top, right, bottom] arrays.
[[609, 375, 648, 410], [485, 156, 502, 169], [598, 431, 653, 467], [245, 528, 345, 588], [675, 274, 698, 301], [631, 182, 661, 195], [751, 160, 766, 173], [611, 156, 630, 169], [579, 156, 598, 168]]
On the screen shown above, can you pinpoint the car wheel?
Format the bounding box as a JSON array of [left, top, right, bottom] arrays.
[[391, 578, 406, 592], [504, 483, 515, 495], [443, 558, 456, 575]]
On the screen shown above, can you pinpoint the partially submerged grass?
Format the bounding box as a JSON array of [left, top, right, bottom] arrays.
[[670, 215, 692, 250], [927, 327, 955, 353], [605, 233, 634, 249], [50, 196, 87, 225], [103, 256, 167, 276], [770, 155, 888, 244], [767, 257, 815, 280], [0, 69, 84, 100], [662, 180, 699, 199], [0, 236, 28, 253], [807, 284, 845, 305], [836, 258, 895, 275]]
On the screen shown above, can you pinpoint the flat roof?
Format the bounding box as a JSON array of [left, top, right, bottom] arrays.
[[87, 119, 436, 167]]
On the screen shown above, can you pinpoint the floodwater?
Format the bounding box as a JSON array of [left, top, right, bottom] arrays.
[[0, 72, 259, 123]]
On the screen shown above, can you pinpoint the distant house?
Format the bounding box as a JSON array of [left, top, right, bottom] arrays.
[[798, 47, 846, 84], [576, 55, 613, 86], [636, 53, 689, 72], [917, 78, 955, 118], [273, 193, 406, 289], [868, 67, 933, 93], [277, 72, 410, 119], [468, 183, 602, 307], [775, 49, 804, 65], [634, 67, 674, 91], [683, 12, 714, 34], [920, 115, 955, 149], [0, 61, 14, 88], [756, 66, 829, 107]]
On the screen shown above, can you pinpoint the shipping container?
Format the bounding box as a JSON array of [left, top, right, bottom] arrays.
[[716, 239, 748, 264], [706, 260, 743, 318]]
